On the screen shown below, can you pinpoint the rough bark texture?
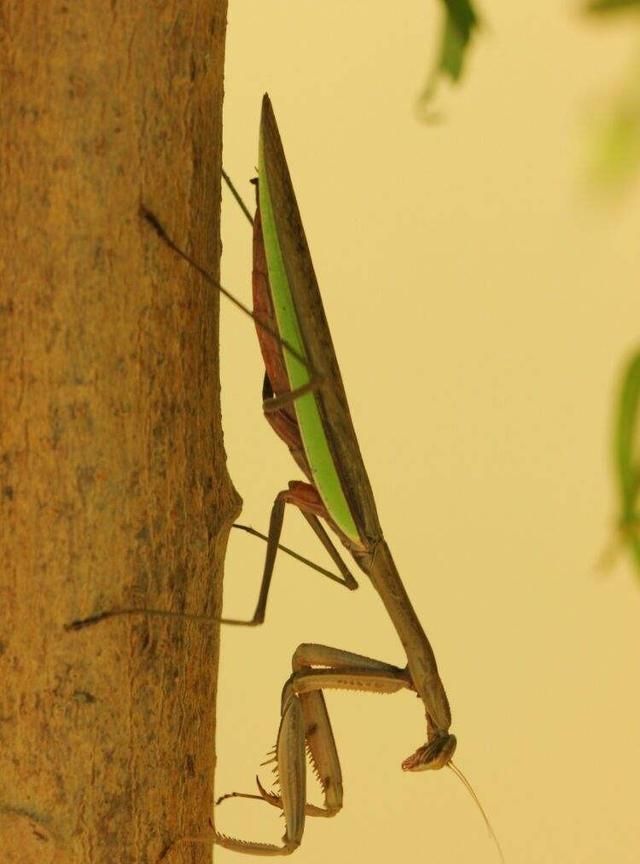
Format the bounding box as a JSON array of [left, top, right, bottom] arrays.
[[0, 3, 234, 862]]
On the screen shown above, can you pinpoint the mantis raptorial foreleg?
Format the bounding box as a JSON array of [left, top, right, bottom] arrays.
[[215, 645, 411, 855], [222, 484, 357, 627]]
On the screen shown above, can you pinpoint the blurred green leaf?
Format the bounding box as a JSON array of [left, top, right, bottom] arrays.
[[417, 0, 480, 119], [613, 349, 640, 578], [588, 55, 640, 193], [587, 0, 640, 15], [439, 11, 468, 81], [443, 0, 478, 47]]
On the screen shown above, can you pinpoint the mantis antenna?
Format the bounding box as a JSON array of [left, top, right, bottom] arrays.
[[448, 761, 505, 863]]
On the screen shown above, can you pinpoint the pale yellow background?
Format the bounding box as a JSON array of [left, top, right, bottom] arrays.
[[217, 3, 640, 862]]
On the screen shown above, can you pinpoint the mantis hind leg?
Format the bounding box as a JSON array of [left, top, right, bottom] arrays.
[[222, 484, 357, 627], [66, 486, 357, 632]]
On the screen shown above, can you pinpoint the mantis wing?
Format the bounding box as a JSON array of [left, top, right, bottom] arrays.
[[257, 94, 382, 550]]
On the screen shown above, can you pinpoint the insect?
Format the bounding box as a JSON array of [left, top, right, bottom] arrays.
[[211, 95, 501, 857]]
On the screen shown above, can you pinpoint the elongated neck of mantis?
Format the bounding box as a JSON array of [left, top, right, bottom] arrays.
[[367, 540, 451, 733]]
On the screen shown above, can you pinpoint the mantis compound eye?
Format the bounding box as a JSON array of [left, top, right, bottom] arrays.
[[401, 733, 457, 771]]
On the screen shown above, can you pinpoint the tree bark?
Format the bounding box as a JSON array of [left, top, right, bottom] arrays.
[[0, 3, 233, 862]]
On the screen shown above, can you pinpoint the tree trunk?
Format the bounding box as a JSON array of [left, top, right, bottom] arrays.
[[0, 3, 233, 862]]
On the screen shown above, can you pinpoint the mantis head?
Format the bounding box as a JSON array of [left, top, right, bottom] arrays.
[[401, 732, 457, 771], [404, 736, 505, 863]]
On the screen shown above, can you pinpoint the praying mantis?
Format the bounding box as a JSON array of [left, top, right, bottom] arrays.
[[209, 94, 501, 857], [70, 94, 501, 859]]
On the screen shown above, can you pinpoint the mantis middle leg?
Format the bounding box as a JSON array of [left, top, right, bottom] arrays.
[[222, 483, 358, 626]]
